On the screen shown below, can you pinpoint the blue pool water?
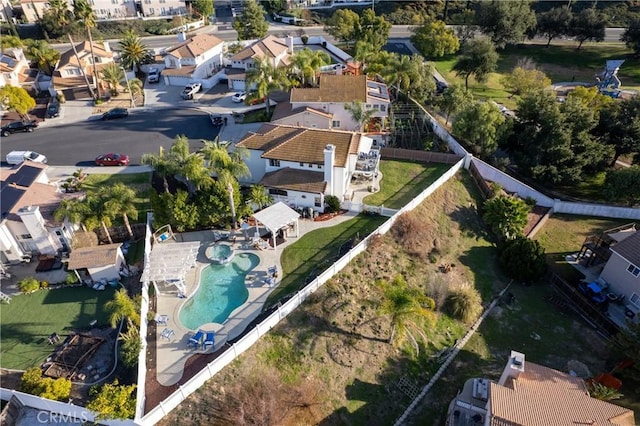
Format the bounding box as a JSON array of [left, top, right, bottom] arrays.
[[179, 253, 259, 330]]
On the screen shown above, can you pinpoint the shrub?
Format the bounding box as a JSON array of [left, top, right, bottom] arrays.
[[65, 272, 79, 285], [324, 195, 341, 213], [86, 380, 137, 420], [482, 194, 530, 241], [499, 237, 547, 283], [19, 277, 40, 293], [20, 368, 71, 402], [40, 281, 49, 289], [445, 286, 483, 325], [301, 35, 308, 44]]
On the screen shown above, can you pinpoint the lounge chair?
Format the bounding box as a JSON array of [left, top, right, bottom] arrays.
[[155, 314, 168, 325], [188, 329, 205, 348], [203, 332, 215, 350], [160, 328, 175, 341]]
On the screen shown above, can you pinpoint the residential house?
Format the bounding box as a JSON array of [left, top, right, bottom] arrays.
[[288, 74, 390, 132], [90, 0, 136, 20], [162, 33, 224, 87], [138, 0, 185, 18], [599, 229, 640, 318], [1, 0, 14, 23], [446, 350, 635, 426], [235, 124, 373, 210], [226, 35, 291, 91], [67, 243, 125, 282], [17, 0, 50, 23], [270, 103, 334, 130], [0, 48, 39, 91], [0, 162, 75, 264], [52, 40, 114, 99]]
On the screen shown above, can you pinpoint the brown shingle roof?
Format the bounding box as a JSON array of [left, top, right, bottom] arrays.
[[166, 34, 223, 59], [260, 168, 327, 194], [271, 101, 333, 122], [611, 231, 640, 266], [236, 124, 360, 167], [231, 35, 288, 62], [490, 362, 635, 426], [57, 41, 113, 70], [290, 75, 367, 103], [67, 243, 122, 269]]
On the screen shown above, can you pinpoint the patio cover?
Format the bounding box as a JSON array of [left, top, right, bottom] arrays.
[[141, 241, 200, 289], [253, 202, 300, 249]]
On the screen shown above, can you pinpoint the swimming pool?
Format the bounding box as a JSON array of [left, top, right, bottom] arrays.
[[179, 253, 260, 330]]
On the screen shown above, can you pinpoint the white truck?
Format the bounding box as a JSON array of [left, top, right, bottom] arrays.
[[6, 150, 48, 165]]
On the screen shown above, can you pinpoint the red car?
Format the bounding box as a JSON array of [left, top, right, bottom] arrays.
[[95, 153, 130, 166]]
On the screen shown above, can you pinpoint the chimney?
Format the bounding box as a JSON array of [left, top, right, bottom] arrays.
[[177, 31, 187, 43], [286, 35, 294, 54], [324, 144, 335, 196], [498, 350, 526, 385]]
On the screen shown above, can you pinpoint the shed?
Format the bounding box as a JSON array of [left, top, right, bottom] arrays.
[[67, 243, 125, 282]]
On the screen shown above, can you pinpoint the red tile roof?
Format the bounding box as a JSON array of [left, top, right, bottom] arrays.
[[490, 362, 635, 425]]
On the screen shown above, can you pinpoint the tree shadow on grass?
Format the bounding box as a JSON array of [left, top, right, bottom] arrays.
[[458, 246, 506, 300]]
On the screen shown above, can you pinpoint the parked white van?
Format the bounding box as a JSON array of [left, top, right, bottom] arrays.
[[6, 151, 48, 165]]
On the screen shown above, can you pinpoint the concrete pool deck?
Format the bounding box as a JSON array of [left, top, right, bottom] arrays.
[[153, 208, 367, 386]]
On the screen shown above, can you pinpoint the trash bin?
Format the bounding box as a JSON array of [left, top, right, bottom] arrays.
[[307, 207, 314, 219]]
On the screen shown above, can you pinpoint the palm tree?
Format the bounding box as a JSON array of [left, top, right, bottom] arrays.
[[51, 0, 94, 99], [100, 62, 125, 96], [142, 147, 174, 193], [168, 135, 211, 193], [118, 30, 153, 73], [201, 138, 251, 228], [98, 183, 138, 238], [354, 40, 377, 73], [126, 77, 143, 97], [246, 57, 283, 116], [344, 100, 376, 131], [384, 54, 424, 96], [73, 0, 101, 98], [290, 48, 330, 86], [24, 40, 60, 75], [54, 198, 91, 231], [248, 185, 273, 210], [360, 275, 435, 356], [105, 288, 140, 328]]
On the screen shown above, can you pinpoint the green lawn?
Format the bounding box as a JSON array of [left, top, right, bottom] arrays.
[[432, 42, 640, 110], [0, 286, 116, 370], [266, 214, 388, 308], [82, 173, 152, 224], [363, 161, 451, 209], [533, 214, 635, 281]]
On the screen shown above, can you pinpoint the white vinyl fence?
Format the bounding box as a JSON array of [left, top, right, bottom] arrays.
[[138, 160, 465, 425], [553, 199, 640, 219]]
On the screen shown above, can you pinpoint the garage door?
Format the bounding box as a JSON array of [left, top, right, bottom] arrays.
[[231, 80, 245, 91]]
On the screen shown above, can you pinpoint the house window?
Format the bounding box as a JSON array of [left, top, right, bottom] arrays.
[[380, 105, 386, 112], [55, 230, 62, 236], [372, 104, 379, 110], [631, 293, 640, 307], [314, 197, 321, 207], [269, 189, 287, 196], [300, 162, 304, 166], [627, 263, 640, 277], [308, 163, 313, 168], [19, 234, 32, 240], [269, 159, 281, 167], [317, 164, 321, 169], [332, 120, 340, 128]]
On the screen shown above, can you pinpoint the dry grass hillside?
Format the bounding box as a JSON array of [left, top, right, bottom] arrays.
[[158, 172, 509, 426]]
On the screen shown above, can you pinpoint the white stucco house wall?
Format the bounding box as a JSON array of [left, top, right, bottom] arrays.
[[0, 162, 75, 264], [289, 74, 390, 132], [236, 124, 373, 210], [162, 33, 225, 87], [138, 0, 185, 18], [91, 0, 137, 19], [270, 104, 333, 129], [0, 48, 39, 91], [599, 230, 640, 319]]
